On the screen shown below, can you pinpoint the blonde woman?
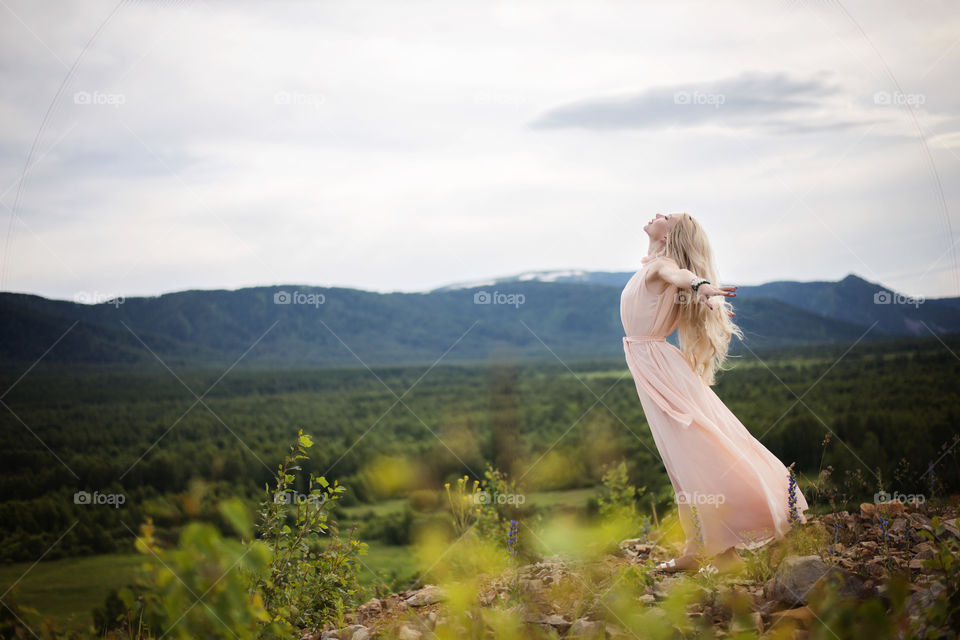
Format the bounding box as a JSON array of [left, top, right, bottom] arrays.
[[621, 213, 809, 573]]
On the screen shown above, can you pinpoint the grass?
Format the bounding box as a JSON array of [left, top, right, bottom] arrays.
[[342, 497, 408, 518], [356, 541, 419, 593], [0, 553, 144, 628]]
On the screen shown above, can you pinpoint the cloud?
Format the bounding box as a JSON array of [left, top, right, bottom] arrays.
[[529, 71, 868, 134]]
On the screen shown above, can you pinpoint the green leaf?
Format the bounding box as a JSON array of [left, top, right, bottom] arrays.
[[318, 477, 329, 488], [220, 498, 253, 538], [299, 434, 314, 449]]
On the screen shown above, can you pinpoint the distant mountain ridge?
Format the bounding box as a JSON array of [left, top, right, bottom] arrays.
[[1, 271, 957, 369]]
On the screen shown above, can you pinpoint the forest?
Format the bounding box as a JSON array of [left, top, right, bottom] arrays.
[[1, 333, 957, 565]]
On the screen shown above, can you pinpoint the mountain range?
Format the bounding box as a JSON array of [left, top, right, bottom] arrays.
[[1, 271, 956, 370]]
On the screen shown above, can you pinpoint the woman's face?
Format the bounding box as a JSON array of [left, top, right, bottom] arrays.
[[643, 213, 677, 239]]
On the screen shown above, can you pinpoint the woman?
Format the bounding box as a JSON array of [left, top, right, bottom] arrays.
[[621, 212, 809, 573]]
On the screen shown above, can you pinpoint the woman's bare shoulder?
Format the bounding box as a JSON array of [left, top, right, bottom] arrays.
[[648, 255, 681, 274], [644, 256, 681, 286]]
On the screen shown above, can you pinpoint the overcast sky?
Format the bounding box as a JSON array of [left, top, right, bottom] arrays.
[[1, 0, 958, 301]]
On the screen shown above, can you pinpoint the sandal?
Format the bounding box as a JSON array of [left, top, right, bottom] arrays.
[[654, 556, 698, 573]]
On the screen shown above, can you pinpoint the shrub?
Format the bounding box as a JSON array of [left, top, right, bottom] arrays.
[[250, 431, 368, 631]]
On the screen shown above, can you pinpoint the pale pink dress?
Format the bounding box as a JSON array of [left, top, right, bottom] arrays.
[[621, 255, 809, 557]]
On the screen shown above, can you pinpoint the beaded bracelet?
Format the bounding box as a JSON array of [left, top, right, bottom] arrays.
[[691, 277, 710, 293]]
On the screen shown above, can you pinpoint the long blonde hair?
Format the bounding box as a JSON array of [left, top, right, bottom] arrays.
[[662, 213, 744, 386]]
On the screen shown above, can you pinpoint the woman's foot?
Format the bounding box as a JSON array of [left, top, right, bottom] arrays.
[[655, 554, 699, 573]]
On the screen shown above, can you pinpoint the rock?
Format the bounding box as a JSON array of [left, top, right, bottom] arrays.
[[912, 541, 935, 554], [943, 519, 960, 540], [767, 606, 815, 629], [357, 598, 381, 614], [541, 614, 571, 634], [335, 626, 369, 640], [404, 585, 446, 607], [751, 611, 764, 634], [568, 618, 604, 638], [651, 578, 673, 600], [764, 555, 873, 606], [319, 632, 339, 640], [520, 578, 544, 592], [877, 501, 906, 517], [638, 594, 656, 605], [860, 503, 876, 519], [866, 560, 888, 579], [397, 624, 422, 640]]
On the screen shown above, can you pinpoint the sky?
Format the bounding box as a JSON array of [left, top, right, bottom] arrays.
[[1, 0, 959, 302]]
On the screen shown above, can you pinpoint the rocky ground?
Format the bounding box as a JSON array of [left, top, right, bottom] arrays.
[[304, 502, 959, 640]]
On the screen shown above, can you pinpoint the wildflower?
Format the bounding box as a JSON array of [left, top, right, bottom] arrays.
[[787, 466, 800, 526], [828, 519, 841, 556], [877, 515, 891, 544], [698, 564, 718, 577], [507, 519, 519, 558]]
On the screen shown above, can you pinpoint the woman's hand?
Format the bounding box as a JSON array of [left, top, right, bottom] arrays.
[[695, 283, 737, 312]]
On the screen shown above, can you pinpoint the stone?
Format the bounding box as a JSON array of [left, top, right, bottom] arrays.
[[767, 606, 815, 629], [540, 614, 571, 634], [336, 626, 369, 640], [860, 503, 876, 519], [568, 618, 604, 638], [358, 598, 382, 614], [638, 594, 656, 605], [751, 611, 764, 634], [877, 501, 906, 517], [520, 578, 544, 592], [405, 585, 446, 607], [764, 555, 873, 606], [396, 624, 422, 640], [943, 519, 960, 539]]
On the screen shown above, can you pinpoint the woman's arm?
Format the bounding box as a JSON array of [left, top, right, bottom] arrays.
[[651, 258, 738, 313]]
